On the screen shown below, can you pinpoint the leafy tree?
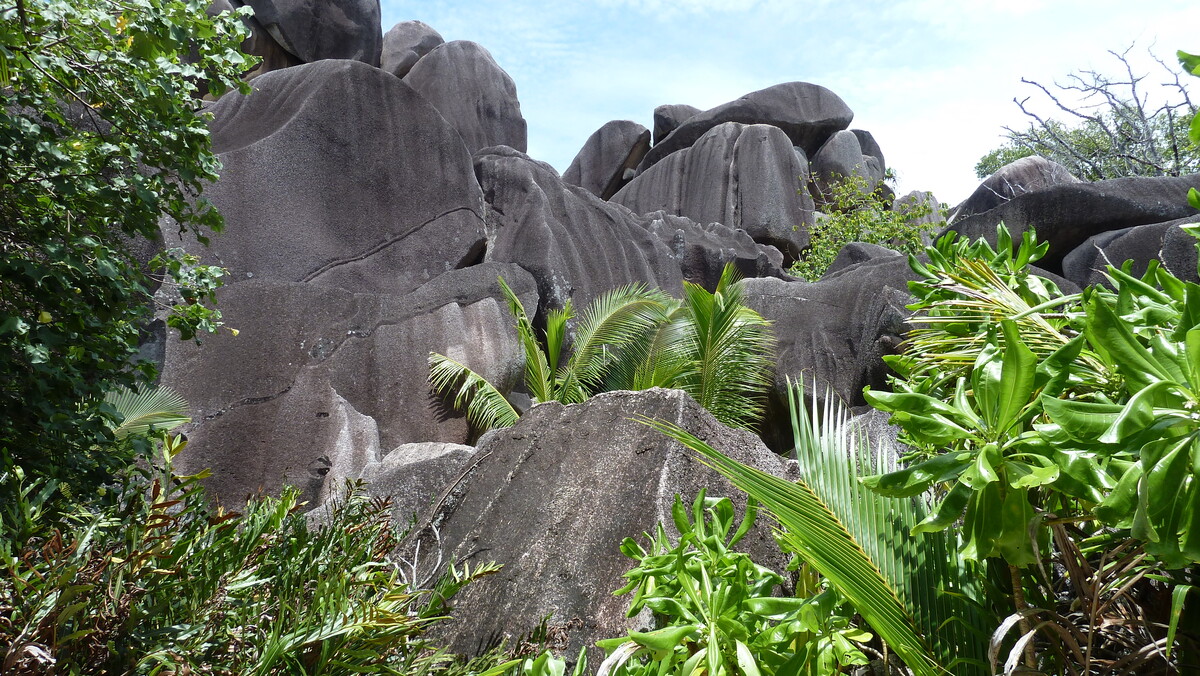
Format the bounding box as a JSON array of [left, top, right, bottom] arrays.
[[429, 265, 776, 433], [0, 0, 252, 509], [790, 172, 943, 282], [976, 45, 1199, 181]]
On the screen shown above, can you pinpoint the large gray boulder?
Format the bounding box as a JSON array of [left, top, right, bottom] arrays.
[[739, 256, 918, 449], [237, 0, 382, 66], [811, 130, 879, 181], [178, 59, 486, 296], [851, 129, 886, 173], [613, 122, 814, 262], [404, 41, 527, 156], [380, 20, 443, 78], [414, 388, 796, 657], [638, 82, 853, 174], [477, 146, 685, 319], [355, 442, 478, 527], [942, 174, 1200, 275], [948, 156, 1081, 223], [1062, 214, 1200, 287], [563, 120, 651, 200], [162, 264, 536, 508], [652, 103, 701, 145]]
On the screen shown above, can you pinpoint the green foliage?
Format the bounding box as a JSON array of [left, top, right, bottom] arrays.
[[976, 46, 1199, 181], [866, 223, 1200, 671], [597, 491, 871, 676], [430, 264, 775, 433], [646, 384, 989, 676], [974, 143, 1036, 179], [0, 0, 252, 515], [790, 172, 943, 282], [0, 435, 499, 674]]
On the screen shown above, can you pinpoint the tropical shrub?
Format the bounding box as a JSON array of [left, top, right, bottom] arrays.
[[647, 385, 989, 676], [0, 433, 498, 674], [790, 172, 944, 282], [862, 223, 1200, 672], [0, 0, 250, 518], [429, 264, 775, 433], [597, 491, 872, 676]]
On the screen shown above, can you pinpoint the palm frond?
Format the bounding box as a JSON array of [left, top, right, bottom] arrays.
[[644, 382, 990, 676], [497, 276, 555, 403], [563, 283, 671, 397], [600, 300, 686, 392], [105, 385, 191, 439], [668, 271, 775, 430], [428, 353, 519, 432]]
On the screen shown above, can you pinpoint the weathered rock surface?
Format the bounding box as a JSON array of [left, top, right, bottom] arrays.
[[476, 146, 685, 319], [356, 442, 478, 527], [652, 103, 701, 145], [237, 0, 382, 66], [811, 129, 883, 194], [638, 82, 853, 173], [641, 211, 789, 289], [163, 264, 537, 508], [415, 388, 796, 657], [563, 120, 651, 200], [180, 59, 486, 296], [943, 174, 1200, 275], [404, 41, 527, 156], [949, 156, 1081, 223], [739, 257, 918, 449], [380, 20, 443, 78], [851, 129, 886, 174], [613, 122, 814, 261], [1061, 214, 1200, 287]]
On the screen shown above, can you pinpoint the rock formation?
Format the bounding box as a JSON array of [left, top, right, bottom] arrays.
[[613, 122, 814, 261], [161, 11, 1200, 663], [380, 19, 443, 78], [563, 120, 651, 200], [411, 389, 796, 657], [637, 81, 854, 173], [404, 40, 528, 155]]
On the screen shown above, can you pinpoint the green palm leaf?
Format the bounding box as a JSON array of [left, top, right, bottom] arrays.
[[644, 383, 989, 676], [428, 353, 520, 432], [562, 283, 671, 400], [669, 266, 775, 430], [497, 276, 555, 403], [105, 385, 191, 439], [599, 299, 687, 392]]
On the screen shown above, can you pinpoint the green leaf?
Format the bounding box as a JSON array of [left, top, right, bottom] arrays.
[[1084, 292, 1173, 391], [860, 452, 972, 498], [1041, 397, 1123, 443], [629, 624, 698, 653]]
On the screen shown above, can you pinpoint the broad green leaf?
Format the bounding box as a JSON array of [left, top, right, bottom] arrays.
[[995, 320, 1037, 434], [1041, 397, 1123, 443], [913, 480, 972, 535], [860, 452, 972, 498], [1084, 292, 1173, 390], [1100, 381, 1176, 444], [629, 624, 698, 653]]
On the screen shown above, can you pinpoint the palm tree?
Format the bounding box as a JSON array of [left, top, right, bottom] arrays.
[[644, 383, 991, 676], [104, 385, 191, 439], [429, 265, 776, 433]]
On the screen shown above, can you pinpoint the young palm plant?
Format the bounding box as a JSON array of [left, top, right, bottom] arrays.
[[429, 265, 775, 433], [644, 384, 991, 676]]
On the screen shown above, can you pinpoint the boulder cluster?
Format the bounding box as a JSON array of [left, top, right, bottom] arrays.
[[157, 2, 1200, 655]]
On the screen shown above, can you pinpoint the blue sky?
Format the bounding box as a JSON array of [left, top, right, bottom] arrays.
[[381, 1, 1198, 205]]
